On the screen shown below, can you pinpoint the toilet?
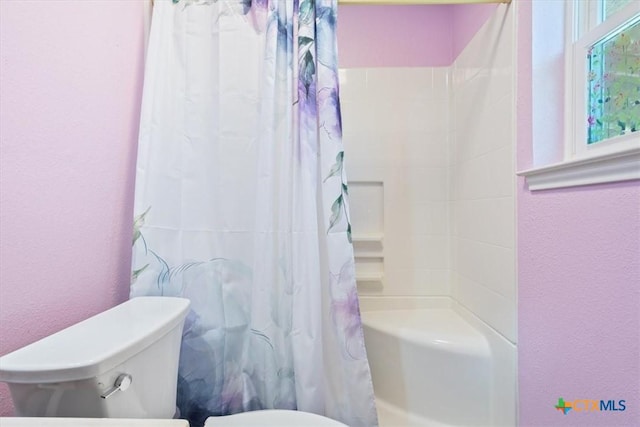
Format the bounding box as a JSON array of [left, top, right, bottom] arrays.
[[204, 410, 348, 426], [0, 297, 347, 426]]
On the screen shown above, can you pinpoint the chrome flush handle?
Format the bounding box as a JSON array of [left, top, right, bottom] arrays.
[[100, 373, 133, 399]]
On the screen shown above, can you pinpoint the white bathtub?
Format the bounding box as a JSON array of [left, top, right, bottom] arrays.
[[360, 297, 516, 427]]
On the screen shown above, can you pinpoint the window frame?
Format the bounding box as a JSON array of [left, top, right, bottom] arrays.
[[519, 0, 640, 191], [565, 0, 640, 160]]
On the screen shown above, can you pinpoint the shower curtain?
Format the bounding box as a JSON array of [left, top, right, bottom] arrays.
[[130, 1, 378, 426]]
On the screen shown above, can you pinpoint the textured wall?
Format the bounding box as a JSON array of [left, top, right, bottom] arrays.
[[337, 5, 453, 67], [517, 1, 640, 425], [0, 0, 145, 415], [337, 4, 497, 68], [0, 0, 498, 418], [452, 3, 497, 61]]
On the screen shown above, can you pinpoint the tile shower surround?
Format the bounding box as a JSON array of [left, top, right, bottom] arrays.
[[340, 2, 516, 345]]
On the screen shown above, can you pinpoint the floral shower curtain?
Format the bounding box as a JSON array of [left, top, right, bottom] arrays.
[[130, 1, 377, 426]]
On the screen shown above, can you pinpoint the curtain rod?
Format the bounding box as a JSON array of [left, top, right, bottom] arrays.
[[339, 0, 510, 3], [151, 0, 512, 5]]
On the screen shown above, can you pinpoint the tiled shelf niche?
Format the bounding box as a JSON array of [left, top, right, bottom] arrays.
[[348, 181, 384, 290], [352, 233, 384, 258]]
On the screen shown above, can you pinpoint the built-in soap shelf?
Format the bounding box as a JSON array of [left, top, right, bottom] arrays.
[[352, 234, 383, 243], [352, 234, 384, 288], [353, 234, 384, 259], [353, 233, 384, 259], [354, 252, 384, 259], [355, 273, 385, 282], [348, 181, 384, 290]]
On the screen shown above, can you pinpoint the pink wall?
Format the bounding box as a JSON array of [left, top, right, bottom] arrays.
[[337, 5, 453, 67], [452, 3, 497, 60], [0, 0, 496, 417], [0, 0, 145, 415], [517, 1, 640, 425], [337, 4, 495, 68]]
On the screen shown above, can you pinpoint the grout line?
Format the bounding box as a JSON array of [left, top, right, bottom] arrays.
[[452, 235, 514, 250]]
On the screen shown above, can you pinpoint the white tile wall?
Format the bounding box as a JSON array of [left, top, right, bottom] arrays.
[[339, 4, 516, 344], [451, 4, 516, 343], [340, 67, 451, 297]]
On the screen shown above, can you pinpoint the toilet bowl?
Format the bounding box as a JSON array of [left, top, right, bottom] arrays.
[[0, 297, 349, 427], [205, 410, 348, 426]]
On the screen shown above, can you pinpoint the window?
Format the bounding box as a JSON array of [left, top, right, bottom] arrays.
[[568, 0, 639, 159], [587, 17, 639, 145], [519, 0, 640, 191]]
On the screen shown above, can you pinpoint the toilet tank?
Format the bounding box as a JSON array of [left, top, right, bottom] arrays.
[[0, 297, 190, 419]]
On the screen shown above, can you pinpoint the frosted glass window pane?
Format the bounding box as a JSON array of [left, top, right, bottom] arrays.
[[587, 18, 640, 145]]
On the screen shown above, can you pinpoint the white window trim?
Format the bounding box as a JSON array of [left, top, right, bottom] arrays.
[[519, 0, 640, 191], [518, 146, 640, 191]]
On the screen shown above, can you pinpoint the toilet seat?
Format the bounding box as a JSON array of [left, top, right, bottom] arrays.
[[204, 410, 349, 426]]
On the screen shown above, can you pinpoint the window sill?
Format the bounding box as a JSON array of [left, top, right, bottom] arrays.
[[517, 147, 640, 191]]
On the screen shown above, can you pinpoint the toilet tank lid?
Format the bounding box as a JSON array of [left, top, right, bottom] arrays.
[[0, 297, 190, 384]]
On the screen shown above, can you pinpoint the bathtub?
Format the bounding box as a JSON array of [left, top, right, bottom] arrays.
[[360, 297, 516, 427]]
